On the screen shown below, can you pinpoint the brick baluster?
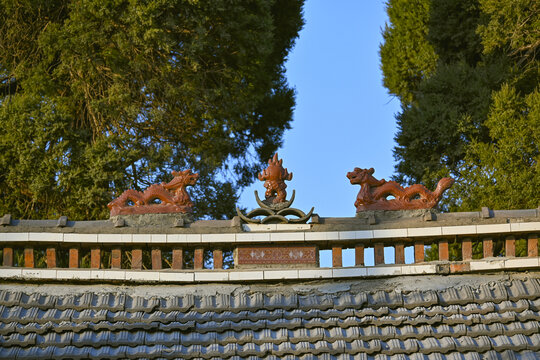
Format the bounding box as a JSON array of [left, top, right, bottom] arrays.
[[394, 243, 405, 264], [213, 249, 223, 269], [151, 248, 162, 270], [91, 247, 101, 269], [483, 237, 493, 258], [3, 247, 13, 267], [132, 248, 143, 270], [69, 248, 79, 268], [194, 248, 204, 269], [24, 247, 34, 268], [374, 243, 385, 265], [332, 246, 342, 267], [528, 234, 538, 257], [462, 238, 472, 260], [505, 235, 515, 257], [439, 240, 449, 261], [355, 244, 364, 266], [172, 248, 183, 269], [46, 247, 56, 268], [414, 241, 424, 263], [111, 248, 122, 269]]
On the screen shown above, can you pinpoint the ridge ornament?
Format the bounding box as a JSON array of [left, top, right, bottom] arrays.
[[347, 167, 454, 211], [237, 153, 314, 224], [108, 169, 199, 216]]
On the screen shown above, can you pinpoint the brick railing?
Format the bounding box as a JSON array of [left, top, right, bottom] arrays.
[[1, 215, 539, 282]]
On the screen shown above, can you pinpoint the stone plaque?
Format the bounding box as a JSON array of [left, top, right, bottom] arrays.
[[235, 245, 318, 268]]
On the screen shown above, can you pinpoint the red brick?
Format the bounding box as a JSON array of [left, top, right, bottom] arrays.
[[450, 263, 470, 273], [46, 248, 56, 268], [194, 248, 204, 269], [91, 247, 101, 269], [151, 248, 162, 270], [332, 246, 342, 267], [438, 240, 449, 261], [462, 238, 472, 260], [3, 247, 13, 267], [132, 249, 142, 270], [24, 247, 34, 268], [394, 243, 405, 264], [414, 241, 424, 263], [374, 243, 385, 265], [172, 248, 183, 269], [483, 237, 493, 258], [69, 248, 79, 268], [213, 249, 223, 269], [355, 244, 364, 266], [505, 235, 516, 257], [528, 234, 538, 257], [111, 248, 122, 269]]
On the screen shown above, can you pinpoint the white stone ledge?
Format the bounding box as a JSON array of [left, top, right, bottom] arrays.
[[67, 234, 98, 243], [264, 269, 299, 280], [469, 259, 506, 271], [28, 233, 62, 242], [98, 234, 129, 243], [56, 270, 92, 280], [0, 233, 28, 242], [333, 267, 367, 278], [242, 224, 311, 232], [504, 257, 539, 268], [194, 271, 229, 282], [228, 271, 264, 281], [0, 258, 538, 283], [298, 269, 333, 279], [401, 264, 438, 275], [0, 222, 539, 246]]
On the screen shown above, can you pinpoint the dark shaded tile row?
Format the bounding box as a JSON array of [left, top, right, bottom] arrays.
[[0, 277, 539, 359], [2, 278, 539, 314], [2, 335, 540, 359]]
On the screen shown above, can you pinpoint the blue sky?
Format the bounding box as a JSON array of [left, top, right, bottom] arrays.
[[240, 1, 400, 217], [238, 1, 404, 266]]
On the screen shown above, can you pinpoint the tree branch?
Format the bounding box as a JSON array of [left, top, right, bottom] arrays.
[[0, 78, 18, 97]]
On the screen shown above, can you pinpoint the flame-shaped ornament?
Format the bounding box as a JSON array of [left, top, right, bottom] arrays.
[[236, 154, 314, 224]]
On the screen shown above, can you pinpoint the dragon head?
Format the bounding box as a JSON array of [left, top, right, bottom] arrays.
[[164, 169, 199, 189], [347, 167, 375, 185]]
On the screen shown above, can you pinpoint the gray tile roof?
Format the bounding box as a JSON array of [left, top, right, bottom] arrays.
[[1, 276, 540, 359]]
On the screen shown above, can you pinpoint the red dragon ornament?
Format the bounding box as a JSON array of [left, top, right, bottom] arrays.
[[347, 167, 454, 211], [108, 169, 199, 216]]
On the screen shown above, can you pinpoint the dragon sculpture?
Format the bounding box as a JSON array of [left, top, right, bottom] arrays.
[[237, 153, 314, 223], [108, 169, 199, 216], [347, 167, 454, 211]]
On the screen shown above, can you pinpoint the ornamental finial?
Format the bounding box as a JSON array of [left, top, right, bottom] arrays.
[[257, 153, 293, 204], [236, 153, 314, 224]]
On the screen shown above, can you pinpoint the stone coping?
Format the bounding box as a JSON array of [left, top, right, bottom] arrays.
[[0, 257, 538, 283], [1, 208, 539, 234], [1, 222, 539, 245]]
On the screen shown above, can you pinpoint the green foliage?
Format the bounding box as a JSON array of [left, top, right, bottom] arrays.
[[0, 0, 304, 220], [455, 85, 540, 210], [478, 0, 540, 66], [380, 0, 437, 104], [381, 0, 540, 211], [392, 60, 506, 191]]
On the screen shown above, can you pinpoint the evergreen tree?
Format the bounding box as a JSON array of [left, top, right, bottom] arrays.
[[0, 0, 304, 220], [380, 0, 539, 210]]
